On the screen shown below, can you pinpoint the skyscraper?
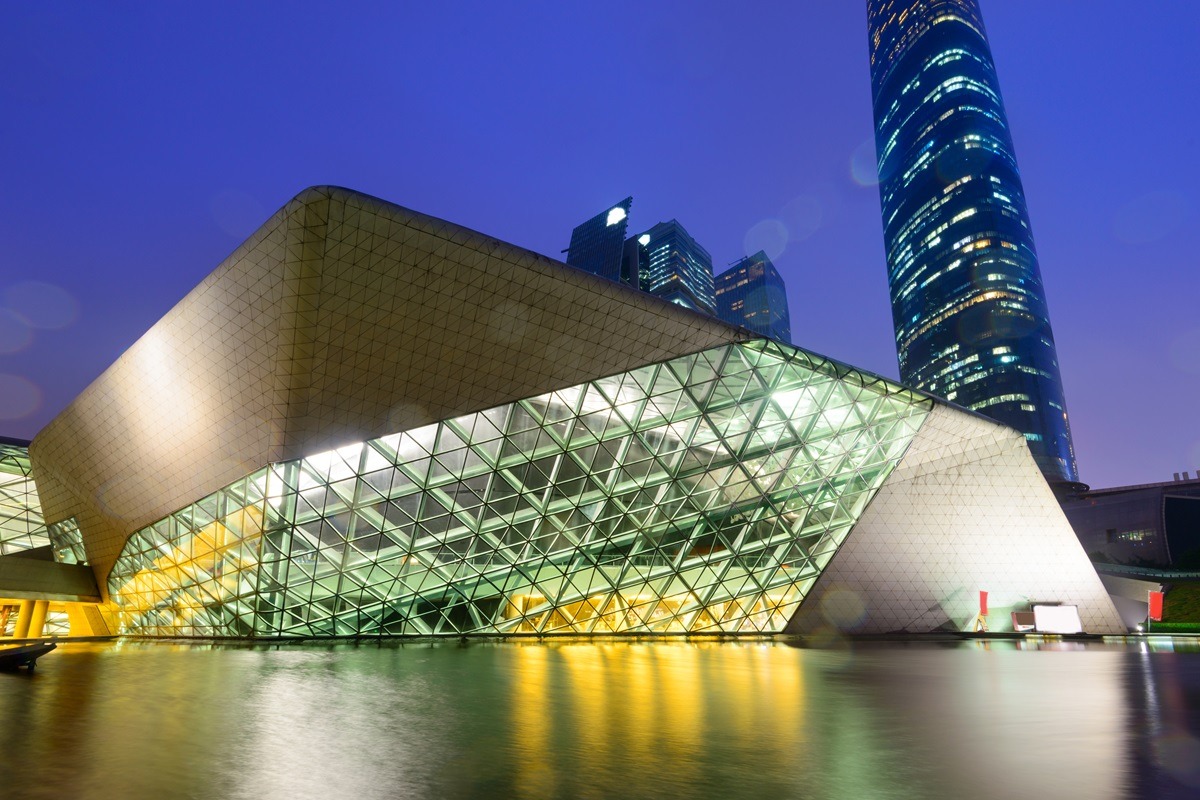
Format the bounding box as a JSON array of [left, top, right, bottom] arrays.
[[714, 251, 792, 342], [867, 0, 1079, 485], [565, 197, 633, 284], [634, 220, 716, 314]]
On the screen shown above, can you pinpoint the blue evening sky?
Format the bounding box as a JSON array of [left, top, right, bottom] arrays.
[[1, 2, 1197, 489]]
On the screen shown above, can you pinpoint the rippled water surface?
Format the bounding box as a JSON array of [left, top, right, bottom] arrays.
[[2, 638, 1200, 799]]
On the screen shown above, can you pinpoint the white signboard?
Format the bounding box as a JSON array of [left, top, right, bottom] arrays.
[[1033, 604, 1083, 634]]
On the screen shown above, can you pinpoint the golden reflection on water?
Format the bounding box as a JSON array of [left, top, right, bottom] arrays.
[[1, 639, 1195, 799], [502, 640, 1132, 800], [512, 645, 553, 798], [515, 642, 807, 795]]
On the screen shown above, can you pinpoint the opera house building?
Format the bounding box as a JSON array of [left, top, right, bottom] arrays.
[[9, 187, 1122, 638]]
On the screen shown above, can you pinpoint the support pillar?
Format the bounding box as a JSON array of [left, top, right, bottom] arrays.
[[27, 600, 49, 639], [65, 604, 111, 637], [13, 599, 34, 639]]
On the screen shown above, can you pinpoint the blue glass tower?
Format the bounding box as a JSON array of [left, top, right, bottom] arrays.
[[714, 251, 792, 343], [867, 0, 1079, 484], [634, 220, 716, 314], [565, 197, 633, 284]]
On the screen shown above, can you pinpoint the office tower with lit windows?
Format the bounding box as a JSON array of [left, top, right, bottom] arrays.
[[867, 0, 1079, 485], [565, 197, 633, 285], [714, 251, 792, 343], [633, 220, 716, 314]]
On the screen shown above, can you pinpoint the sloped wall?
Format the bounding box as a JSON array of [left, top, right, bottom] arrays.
[[31, 187, 745, 592], [787, 404, 1125, 634]]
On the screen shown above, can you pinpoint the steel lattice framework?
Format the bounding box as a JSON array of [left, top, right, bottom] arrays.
[[0, 440, 50, 555], [108, 341, 932, 636]]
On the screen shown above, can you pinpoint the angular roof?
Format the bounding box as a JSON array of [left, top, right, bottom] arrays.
[[31, 187, 747, 587]]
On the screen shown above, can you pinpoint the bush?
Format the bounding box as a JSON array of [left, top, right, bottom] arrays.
[[1163, 584, 1200, 622], [1147, 621, 1200, 633]]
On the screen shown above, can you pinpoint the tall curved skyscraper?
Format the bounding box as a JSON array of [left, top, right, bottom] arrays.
[[867, 0, 1079, 485]]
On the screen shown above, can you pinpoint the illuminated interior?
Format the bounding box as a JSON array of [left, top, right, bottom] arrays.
[[0, 439, 50, 554], [108, 340, 932, 636]]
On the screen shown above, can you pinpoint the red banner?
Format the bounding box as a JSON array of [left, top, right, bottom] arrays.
[[1149, 591, 1164, 622], [979, 590, 988, 616]]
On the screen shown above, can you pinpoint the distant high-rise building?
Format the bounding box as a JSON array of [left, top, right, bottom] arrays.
[[867, 0, 1079, 485], [565, 197, 633, 284], [634, 220, 716, 314], [714, 251, 792, 342], [564, 202, 717, 316]]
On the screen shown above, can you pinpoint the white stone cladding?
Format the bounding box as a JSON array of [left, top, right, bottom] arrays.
[[787, 404, 1125, 634], [30, 187, 745, 591]]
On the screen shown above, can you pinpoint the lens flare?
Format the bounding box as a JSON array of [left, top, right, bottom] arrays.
[[819, 587, 868, 631], [0, 373, 41, 419], [780, 195, 823, 242], [4, 281, 78, 330], [743, 219, 788, 261], [850, 138, 879, 186], [0, 309, 33, 354]]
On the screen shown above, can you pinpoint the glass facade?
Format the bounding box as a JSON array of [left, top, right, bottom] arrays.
[[0, 438, 72, 638], [867, 0, 1078, 483], [635, 220, 716, 314], [565, 197, 633, 285], [48, 517, 88, 565], [0, 437, 50, 554], [714, 251, 792, 343], [107, 340, 932, 637]]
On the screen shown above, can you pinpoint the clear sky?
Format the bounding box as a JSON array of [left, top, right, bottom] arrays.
[[1, 2, 1197, 489]]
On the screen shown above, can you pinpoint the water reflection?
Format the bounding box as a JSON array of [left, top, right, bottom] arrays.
[[1, 639, 1199, 798], [1128, 641, 1200, 794]]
